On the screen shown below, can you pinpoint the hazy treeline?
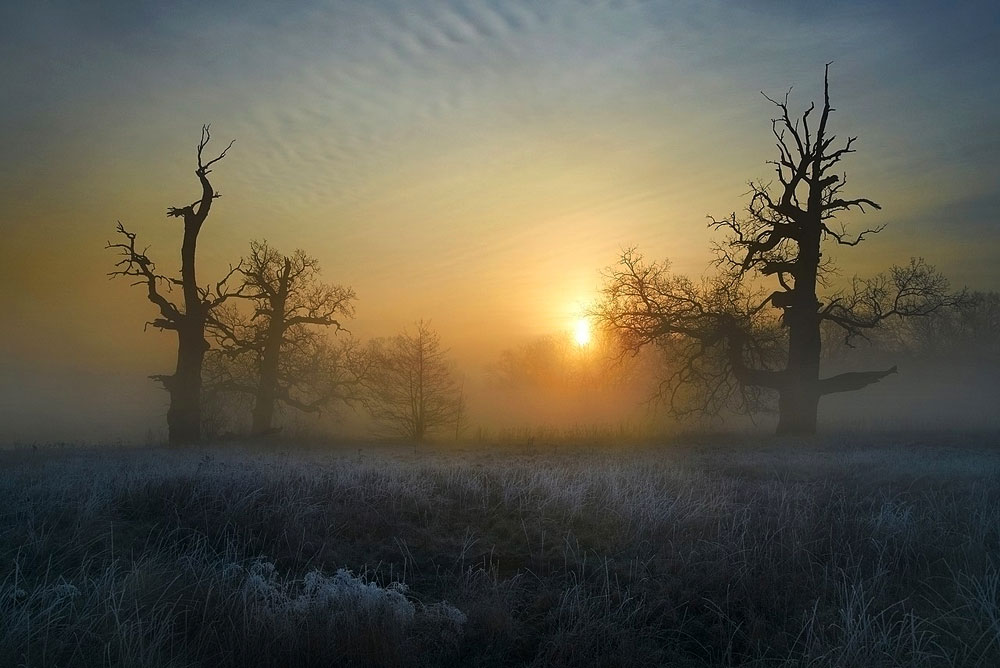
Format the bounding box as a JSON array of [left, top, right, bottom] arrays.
[[104, 71, 994, 444], [201, 311, 466, 443], [200, 288, 1000, 442], [819, 291, 1000, 430], [112, 190, 1000, 443]]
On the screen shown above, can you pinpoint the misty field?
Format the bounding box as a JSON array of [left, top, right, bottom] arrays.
[[2, 435, 999, 667]]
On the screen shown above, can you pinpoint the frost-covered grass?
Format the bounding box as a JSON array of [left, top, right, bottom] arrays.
[[1, 434, 999, 667]]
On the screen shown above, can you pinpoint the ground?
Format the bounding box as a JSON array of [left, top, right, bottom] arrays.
[[2, 433, 999, 667]]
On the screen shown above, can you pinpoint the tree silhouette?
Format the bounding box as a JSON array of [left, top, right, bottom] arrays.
[[209, 240, 359, 436], [597, 68, 962, 435], [365, 320, 464, 441], [107, 126, 239, 444]]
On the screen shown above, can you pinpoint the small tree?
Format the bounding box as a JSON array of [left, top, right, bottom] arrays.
[[365, 321, 464, 441], [597, 69, 962, 435], [107, 126, 239, 444], [210, 240, 358, 435]]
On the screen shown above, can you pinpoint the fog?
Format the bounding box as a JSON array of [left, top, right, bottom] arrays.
[[3, 314, 997, 445]]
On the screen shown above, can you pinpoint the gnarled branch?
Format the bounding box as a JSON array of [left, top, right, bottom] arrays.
[[107, 222, 181, 327]]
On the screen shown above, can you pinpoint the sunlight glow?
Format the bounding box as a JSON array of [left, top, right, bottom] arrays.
[[573, 318, 592, 347]]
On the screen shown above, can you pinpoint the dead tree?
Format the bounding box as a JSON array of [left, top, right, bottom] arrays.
[[597, 68, 962, 435], [210, 241, 358, 435], [108, 126, 238, 444]]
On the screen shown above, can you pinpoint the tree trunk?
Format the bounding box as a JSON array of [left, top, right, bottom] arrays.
[[250, 385, 276, 435], [777, 226, 823, 435], [167, 319, 208, 444], [251, 324, 283, 435], [777, 307, 822, 435], [251, 261, 290, 436], [165, 219, 207, 445], [776, 386, 820, 435]]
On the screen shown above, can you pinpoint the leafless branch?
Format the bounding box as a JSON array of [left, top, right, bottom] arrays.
[[106, 222, 181, 327]]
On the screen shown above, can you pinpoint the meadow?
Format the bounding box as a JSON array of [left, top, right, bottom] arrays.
[[2, 433, 999, 667]]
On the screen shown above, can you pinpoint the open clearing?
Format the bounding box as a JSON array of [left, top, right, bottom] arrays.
[[2, 434, 999, 667]]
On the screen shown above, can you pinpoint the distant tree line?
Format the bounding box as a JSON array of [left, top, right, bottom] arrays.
[[823, 291, 1000, 362]]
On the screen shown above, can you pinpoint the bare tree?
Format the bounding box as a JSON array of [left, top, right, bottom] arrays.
[[597, 253, 786, 420], [209, 240, 359, 435], [822, 290, 1000, 363], [107, 126, 239, 444], [597, 68, 962, 434], [900, 291, 1000, 359], [365, 320, 464, 441]]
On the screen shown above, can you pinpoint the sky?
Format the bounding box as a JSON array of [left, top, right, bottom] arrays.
[[1, 0, 998, 441]]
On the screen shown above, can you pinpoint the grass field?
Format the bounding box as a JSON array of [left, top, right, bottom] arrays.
[[2, 434, 999, 667]]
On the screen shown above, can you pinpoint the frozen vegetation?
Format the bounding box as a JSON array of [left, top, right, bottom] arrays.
[[1, 434, 999, 666]]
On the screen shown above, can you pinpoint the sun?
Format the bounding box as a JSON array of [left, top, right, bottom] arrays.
[[572, 318, 592, 347]]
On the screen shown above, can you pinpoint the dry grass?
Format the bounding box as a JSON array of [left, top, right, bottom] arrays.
[[1, 434, 998, 666]]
